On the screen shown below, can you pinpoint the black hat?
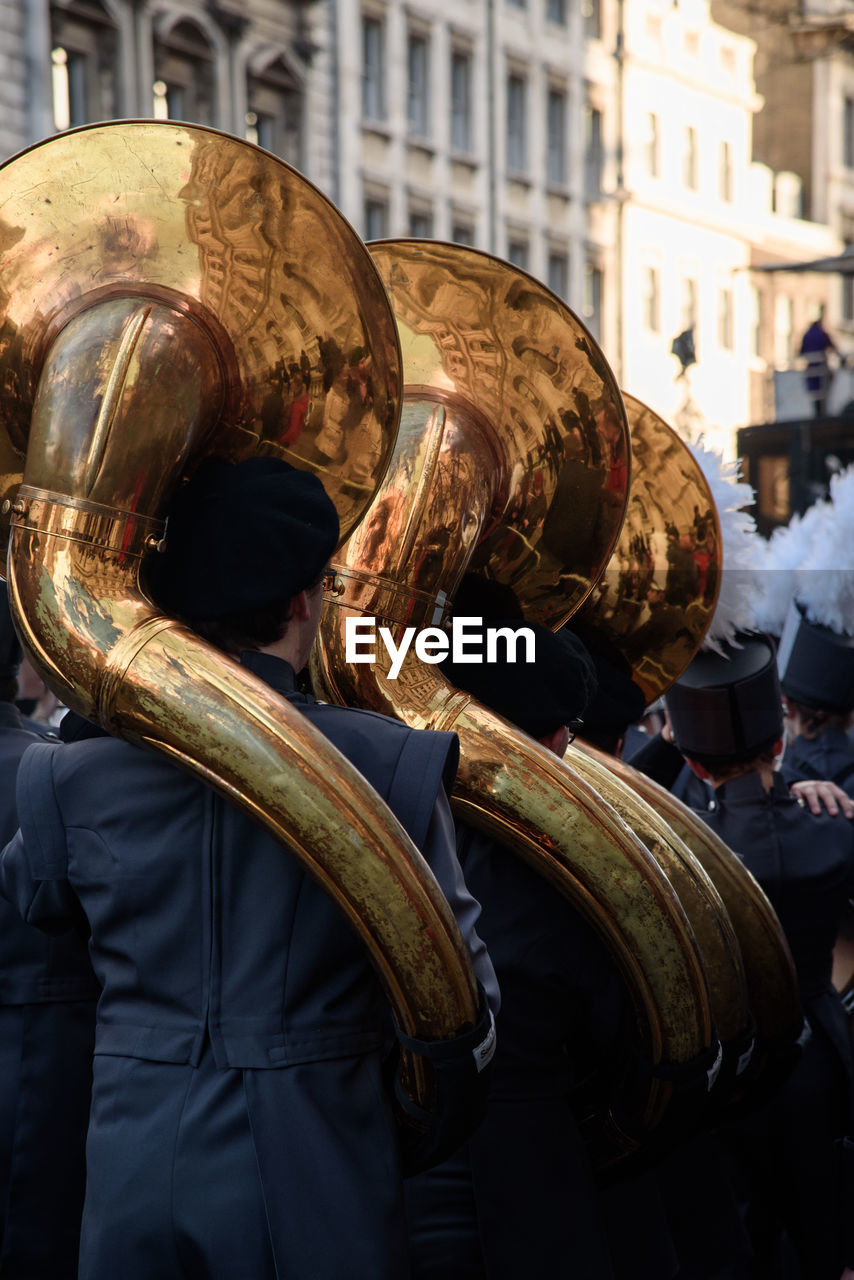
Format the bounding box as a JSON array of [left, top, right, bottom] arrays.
[[147, 457, 339, 620], [777, 601, 854, 714], [0, 583, 22, 681], [440, 620, 597, 739], [665, 634, 783, 762], [567, 621, 647, 737]]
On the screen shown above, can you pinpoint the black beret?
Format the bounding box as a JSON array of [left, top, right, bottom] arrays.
[[147, 457, 339, 620], [440, 620, 597, 739], [0, 582, 22, 681], [567, 622, 647, 735]]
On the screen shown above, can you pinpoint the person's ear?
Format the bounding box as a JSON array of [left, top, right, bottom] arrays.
[[685, 756, 711, 781], [539, 725, 570, 758], [290, 590, 311, 622]]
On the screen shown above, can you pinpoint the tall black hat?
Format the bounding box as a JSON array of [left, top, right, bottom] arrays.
[[777, 601, 854, 714], [665, 633, 783, 762]]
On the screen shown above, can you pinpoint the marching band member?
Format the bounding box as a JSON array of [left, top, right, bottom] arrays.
[[0, 458, 497, 1280]]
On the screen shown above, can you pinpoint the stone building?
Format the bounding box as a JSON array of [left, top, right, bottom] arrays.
[[0, 0, 843, 452]]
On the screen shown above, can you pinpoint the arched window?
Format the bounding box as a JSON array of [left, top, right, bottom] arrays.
[[153, 18, 216, 125], [50, 0, 118, 129], [247, 54, 303, 169]]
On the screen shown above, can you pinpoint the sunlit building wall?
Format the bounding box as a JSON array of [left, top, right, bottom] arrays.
[[0, 0, 844, 449], [618, 0, 839, 451], [335, 0, 616, 352]]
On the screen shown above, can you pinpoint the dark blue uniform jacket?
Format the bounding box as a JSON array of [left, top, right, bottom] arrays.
[[780, 726, 854, 798], [405, 825, 681, 1280], [0, 654, 493, 1280]]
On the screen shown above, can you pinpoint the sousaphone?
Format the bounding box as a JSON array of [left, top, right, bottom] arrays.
[[0, 122, 481, 1108], [313, 240, 721, 1161], [570, 394, 802, 1076]]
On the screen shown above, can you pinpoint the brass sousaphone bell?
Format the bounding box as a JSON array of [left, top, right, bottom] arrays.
[[313, 240, 723, 1160], [0, 121, 482, 1107]]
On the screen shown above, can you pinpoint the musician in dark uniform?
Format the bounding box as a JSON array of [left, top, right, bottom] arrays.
[[405, 608, 627, 1279], [665, 634, 854, 1280], [0, 458, 498, 1280], [0, 583, 98, 1278]]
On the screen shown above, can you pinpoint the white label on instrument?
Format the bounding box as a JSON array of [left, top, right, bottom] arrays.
[[473, 1011, 496, 1073]]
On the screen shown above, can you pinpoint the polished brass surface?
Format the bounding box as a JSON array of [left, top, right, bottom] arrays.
[[579, 743, 802, 1048], [0, 120, 402, 557], [0, 122, 480, 1104], [575, 394, 721, 703], [314, 623, 711, 1154], [363, 240, 631, 628], [313, 241, 715, 1157], [564, 742, 750, 1054]]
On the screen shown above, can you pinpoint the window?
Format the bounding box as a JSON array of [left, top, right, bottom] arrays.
[[409, 208, 433, 238], [583, 0, 602, 39], [547, 0, 567, 23], [718, 288, 734, 351], [719, 140, 733, 202], [364, 196, 389, 240], [452, 221, 475, 246], [152, 18, 215, 126], [451, 50, 473, 153], [507, 238, 529, 270], [50, 1, 119, 130], [683, 126, 697, 190], [644, 112, 659, 178], [845, 97, 854, 169], [547, 87, 568, 186], [548, 250, 569, 299], [583, 262, 603, 340], [643, 267, 660, 332], [246, 55, 303, 169], [681, 278, 697, 332], [507, 73, 528, 174], [408, 32, 430, 138], [585, 105, 603, 197], [362, 15, 385, 122]]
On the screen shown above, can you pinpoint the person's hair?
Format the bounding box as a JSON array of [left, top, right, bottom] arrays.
[[184, 597, 295, 656], [785, 697, 852, 739], [685, 736, 780, 778]]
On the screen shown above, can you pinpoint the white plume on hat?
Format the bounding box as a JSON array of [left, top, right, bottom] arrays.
[[751, 498, 827, 636], [686, 439, 765, 652], [751, 463, 854, 637], [792, 464, 854, 636]]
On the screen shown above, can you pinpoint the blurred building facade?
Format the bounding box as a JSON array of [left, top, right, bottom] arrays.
[[0, 0, 846, 454]]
